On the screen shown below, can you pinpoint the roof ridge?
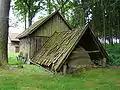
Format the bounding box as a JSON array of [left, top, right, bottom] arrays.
[[17, 10, 71, 39]]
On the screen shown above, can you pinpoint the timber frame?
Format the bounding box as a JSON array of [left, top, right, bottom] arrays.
[[32, 24, 109, 73], [17, 10, 72, 61]]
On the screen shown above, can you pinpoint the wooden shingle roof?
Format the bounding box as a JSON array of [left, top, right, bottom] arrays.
[[17, 10, 71, 39], [32, 25, 109, 71]]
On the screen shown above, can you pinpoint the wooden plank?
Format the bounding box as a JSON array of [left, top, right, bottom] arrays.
[[57, 29, 88, 71], [72, 50, 100, 54], [54, 31, 79, 70], [69, 56, 90, 60]]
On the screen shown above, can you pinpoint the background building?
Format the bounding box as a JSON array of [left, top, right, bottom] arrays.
[[8, 32, 20, 53]]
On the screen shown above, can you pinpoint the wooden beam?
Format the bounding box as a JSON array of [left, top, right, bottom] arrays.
[[29, 60, 53, 74], [87, 50, 100, 53], [102, 58, 106, 67], [72, 50, 100, 54], [63, 64, 67, 75]]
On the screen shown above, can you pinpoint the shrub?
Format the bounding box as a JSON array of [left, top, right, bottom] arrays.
[[106, 44, 120, 66]]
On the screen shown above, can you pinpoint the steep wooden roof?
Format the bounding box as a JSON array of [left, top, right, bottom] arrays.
[[32, 25, 109, 71], [17, 10, 71, 39]]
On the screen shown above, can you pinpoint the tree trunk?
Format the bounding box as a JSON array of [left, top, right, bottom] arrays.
[[0, 0, 11, 67], [103, 11, 106, 48], [28, 9, 32, 26], [28, 0, 32, 26], [47, 0, 52, 14], [25, 13, 27, 29]]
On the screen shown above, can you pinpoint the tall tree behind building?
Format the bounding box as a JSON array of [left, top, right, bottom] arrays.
[[72, 0, 85, 28], [13, 0, 44, 27]]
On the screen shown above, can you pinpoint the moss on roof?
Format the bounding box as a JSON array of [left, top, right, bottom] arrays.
[[31, 25, 109, 71], [32, 30, 81, 71]]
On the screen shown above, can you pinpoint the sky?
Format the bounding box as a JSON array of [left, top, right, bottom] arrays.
[[9, 12, 24, 34], [9, 1, 24, 34]]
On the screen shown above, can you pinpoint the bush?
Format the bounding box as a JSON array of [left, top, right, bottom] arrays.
[[106, 44, 120, 66]]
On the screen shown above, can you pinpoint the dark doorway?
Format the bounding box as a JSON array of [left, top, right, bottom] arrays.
[[15, 46, 19, 53]]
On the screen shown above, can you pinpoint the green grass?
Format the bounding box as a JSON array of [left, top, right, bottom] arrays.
[[0, 65, 120, 90], [6, 52, 120, 90], [8, 53, 23, 65]]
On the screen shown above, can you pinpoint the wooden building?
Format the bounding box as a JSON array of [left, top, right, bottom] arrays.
[[17, 11, 71, 61], [8, 33, 20, 53], [32, 25, 109, 74]]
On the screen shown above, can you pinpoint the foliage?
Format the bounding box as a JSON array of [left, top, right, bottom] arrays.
[[13, 0, 45, 27], [45, 0, 54, 14], [12, 0, 120, 44], [8, 53, 23, 65], [82, 0, 120, 44], [71, 0, 85, 28], [52, 0, 72, 15], [106, 44, 120, 66], [13, 0, 74, 27]]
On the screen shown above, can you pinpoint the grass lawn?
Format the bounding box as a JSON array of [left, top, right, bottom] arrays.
[[8, 53, 23, 65], [0, 53, 119, 90]]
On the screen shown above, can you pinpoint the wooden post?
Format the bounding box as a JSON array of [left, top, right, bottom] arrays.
[[63, 64, 67, 75], [102, 58, 106, 67]]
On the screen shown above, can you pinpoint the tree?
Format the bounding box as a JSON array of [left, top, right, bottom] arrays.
[[13, 0, 44, 27], [0, 0, 11, 67], [49, 0, 74, 26], [46, 0, 53, 14], [72, 0, 85, 28], [52, 0, 72, 16]]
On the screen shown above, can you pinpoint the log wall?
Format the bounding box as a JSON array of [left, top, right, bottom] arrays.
[[29, 36, 49, 59], [19, 13, 70, 61], [31, 13, 70, 37], [19, 37, 30, 59]]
